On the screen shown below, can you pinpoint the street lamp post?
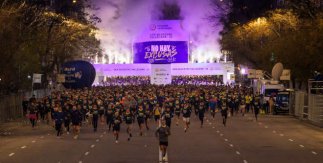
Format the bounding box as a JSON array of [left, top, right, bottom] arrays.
[[27, 75, 33, 95], [221, 50, 231, 63]]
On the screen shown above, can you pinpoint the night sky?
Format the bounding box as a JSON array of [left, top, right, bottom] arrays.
[[92, 0, 222, 64]]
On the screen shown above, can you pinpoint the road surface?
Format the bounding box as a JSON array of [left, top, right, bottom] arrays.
[[0, 113, 322, 163]]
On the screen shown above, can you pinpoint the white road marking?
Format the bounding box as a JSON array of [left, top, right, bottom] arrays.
[[9, 153, 15, 157], [299, 145, 304, 148], [288, 139, 294, 142], [32, 140, 36, 143], [85, 152, 90, 156], [159, 148, 162, 162], [229, 144, 234, 147], [224, 139, 228, 142], [311, 151, 317, 155], [91, 144, 95, 148], [236, 151, 240, 155], [159, 147, 168, 162], [243, 160, 248, 163], [21, 146, 27, 149]]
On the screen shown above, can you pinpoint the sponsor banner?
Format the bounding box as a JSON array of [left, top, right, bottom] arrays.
[[230, 74, 235, 80], [93, 63, 235, 84], [62, 61, 96, 89], [280, 69, 291, 80], [151, 64, 172, 85], [33, 74, 42, 83], [135, 20, 189, 42], [133, 41, 188, 64], [171, 63, 225, 76], [256, 70, 264, 78], [93, 64, 150, 77], [248, 69, 256, 79], [56, 74, 66, 83]]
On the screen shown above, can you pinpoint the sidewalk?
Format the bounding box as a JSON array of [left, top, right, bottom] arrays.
[[0, 119, 52, 137]]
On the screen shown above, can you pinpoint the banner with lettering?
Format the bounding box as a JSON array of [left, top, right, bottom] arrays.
[[62, 60, 96, 89], [151, 64, 172, 85], [133, 41, 188, 64]]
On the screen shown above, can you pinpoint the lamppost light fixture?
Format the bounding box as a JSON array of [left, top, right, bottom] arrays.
[[241, 68, 246, 75]]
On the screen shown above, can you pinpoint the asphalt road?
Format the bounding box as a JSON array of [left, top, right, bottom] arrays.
[[0, 112, 322, 163]]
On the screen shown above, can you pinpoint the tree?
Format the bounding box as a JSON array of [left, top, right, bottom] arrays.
[[210, 0, 274, 32], [158, 1, 183, 20], [0, 1, 101, 94], [218, 8, 323, 87]]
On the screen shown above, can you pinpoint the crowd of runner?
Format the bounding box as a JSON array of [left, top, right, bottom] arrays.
[[23, 83, 269, 161], [172, 76, 223, 85], [98, 76, 223, 86]]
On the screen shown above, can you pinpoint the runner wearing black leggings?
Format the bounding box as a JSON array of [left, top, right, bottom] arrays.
[[92, 105, 99, 132]]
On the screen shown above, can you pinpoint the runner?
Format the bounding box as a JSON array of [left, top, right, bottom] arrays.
[[228, 97, 235, 117], [124, 108, 133, 141], [221, 105, 228, 127], [245, 94, 252, 113], [63, 105, 71, 134], [174, 102, 181, 126], [53, 106, 64, 137], [240, 99, 246, 116], [209, 95, 217, 120], [71, 105, 82, 139], [112, 112, 122, 143], [253, 95, 260, 121], [105, 103, 115, 131], [162, 107, 173, 128], [155, 119, 171, 162], [143, 101, 151, 130], [182, 102, 192, 132], [28, 102, 37, 128], [154, 104, 162, 127], [98, 99, 105, 124], [91, 104, 99, 132], [198, 101, 206, 128], [137, 105, 145, 136], [234, 95, 240, 115]]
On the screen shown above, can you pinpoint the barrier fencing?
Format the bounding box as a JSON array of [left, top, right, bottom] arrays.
[[0, 89, 50, 123], [293, 91, 323, 127]]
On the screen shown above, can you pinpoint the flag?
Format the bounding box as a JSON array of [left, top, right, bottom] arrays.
[[33, 74, 42, 83], [57, 74, 66, 83]]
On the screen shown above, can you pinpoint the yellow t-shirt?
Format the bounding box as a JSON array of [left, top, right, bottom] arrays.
[[246, 96, 251, 104], [154, 108, 160, 116]]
